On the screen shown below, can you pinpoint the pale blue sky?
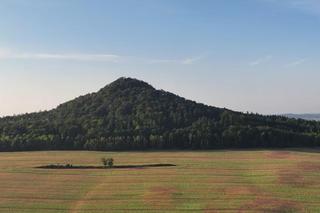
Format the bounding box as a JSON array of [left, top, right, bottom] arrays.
[[0, 0, 319, 116]]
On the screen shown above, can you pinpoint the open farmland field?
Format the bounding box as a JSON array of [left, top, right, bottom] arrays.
[[0, 150, 319, 213]]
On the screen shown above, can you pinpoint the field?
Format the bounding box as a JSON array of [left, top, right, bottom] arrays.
[[0, 150, 319, 212]]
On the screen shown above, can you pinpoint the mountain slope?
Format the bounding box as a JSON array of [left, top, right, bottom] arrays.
[[0, 77, 319, 151], [284, 114, 320, 121]]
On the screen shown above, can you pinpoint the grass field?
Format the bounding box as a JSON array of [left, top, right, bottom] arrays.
[[0, 150, 319, 212]]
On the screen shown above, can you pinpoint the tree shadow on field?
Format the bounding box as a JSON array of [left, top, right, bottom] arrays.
[[36, 163, 176, 170]]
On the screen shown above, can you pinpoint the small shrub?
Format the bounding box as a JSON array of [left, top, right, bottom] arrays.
[[101, 157, 114, 168], [66, 164, 73, 168]]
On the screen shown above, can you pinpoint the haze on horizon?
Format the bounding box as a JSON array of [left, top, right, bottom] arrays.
[[0, 0, 319, 116]]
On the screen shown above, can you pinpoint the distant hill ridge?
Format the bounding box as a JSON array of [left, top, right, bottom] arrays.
[[0, 77, 319, 151], [284, 114, 320, 121]]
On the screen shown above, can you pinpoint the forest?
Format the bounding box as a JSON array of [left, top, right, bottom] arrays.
[[0, 77, 319, 151]]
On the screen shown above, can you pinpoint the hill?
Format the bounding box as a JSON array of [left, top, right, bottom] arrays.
[[284, 114, 320, 121], [0, 77, 319, 151]]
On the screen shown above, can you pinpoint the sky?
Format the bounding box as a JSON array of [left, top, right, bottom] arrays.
[[0, 0, 319, 116]]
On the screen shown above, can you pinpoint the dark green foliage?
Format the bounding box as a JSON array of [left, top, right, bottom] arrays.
[[0, 77, 319, 151], [101, 157, 114, 168], [42, 164, 73, 169]]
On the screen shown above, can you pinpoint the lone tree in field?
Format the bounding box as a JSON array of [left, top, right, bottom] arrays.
[[101, 157, 114, 168]]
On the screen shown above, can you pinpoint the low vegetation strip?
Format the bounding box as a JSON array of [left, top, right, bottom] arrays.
[[36, 163, 176, 169]]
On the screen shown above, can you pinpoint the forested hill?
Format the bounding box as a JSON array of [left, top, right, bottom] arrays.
[[0, 77, 320, 151]]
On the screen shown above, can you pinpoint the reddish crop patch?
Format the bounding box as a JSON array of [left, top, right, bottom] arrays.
[[277, 161, 320, 187], [264, 151, 293, 159], [144, 186, 177, 208], [204, 208, 220, 213], [240, 197, 303, 212], [298, 161, 320, 172], [203, 186, 260, 213], [224, 186, 258, 197], [278, 170, 305, 187]]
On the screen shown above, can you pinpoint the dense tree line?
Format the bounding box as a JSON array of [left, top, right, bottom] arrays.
[[0, 77, 319, 151]]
